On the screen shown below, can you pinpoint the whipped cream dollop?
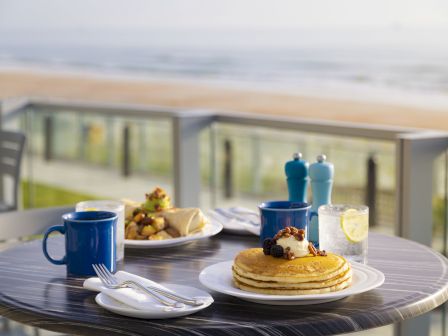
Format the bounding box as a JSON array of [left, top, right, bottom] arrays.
[[276, 235, 309, 258]]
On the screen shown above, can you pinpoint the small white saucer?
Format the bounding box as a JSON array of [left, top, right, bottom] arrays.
[[95, 284, 213, 319], [199, 261, 384, 305]]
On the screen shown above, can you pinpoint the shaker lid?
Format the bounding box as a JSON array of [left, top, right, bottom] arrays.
[[309, 154, 333, 180], [316, 154, 326, 163], [293, 152, 303, 160], [285, 152, 308, 178]]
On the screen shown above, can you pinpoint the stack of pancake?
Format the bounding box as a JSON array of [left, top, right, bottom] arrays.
[[233, 248, 352, 295]]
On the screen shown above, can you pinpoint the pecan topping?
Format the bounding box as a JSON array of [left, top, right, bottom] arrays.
[[274, 227, 307, 242], [308, 242, 327, 257], [308, 242, 318, 256], [318, 250, 327, 256]]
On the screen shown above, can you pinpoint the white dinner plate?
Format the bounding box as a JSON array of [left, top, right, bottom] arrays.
[[95, 284, 214, 319], [125, 220, 223, 248], [199, 260, 384, 305], [207, 209, 260, 236]]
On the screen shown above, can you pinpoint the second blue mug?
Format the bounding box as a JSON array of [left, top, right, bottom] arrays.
[[259, 201, 313, 244], [42, 211, 117, 276]]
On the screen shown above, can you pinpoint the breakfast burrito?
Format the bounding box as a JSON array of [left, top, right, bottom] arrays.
[[122, 198, 141, 219], [161, 208, 206, 236]]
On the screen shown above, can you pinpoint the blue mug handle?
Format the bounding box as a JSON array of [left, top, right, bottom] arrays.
[[42, 225, 67, 265], [309, 211, 319, 244]]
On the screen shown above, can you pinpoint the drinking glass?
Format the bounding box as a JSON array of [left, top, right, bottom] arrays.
[[318, 204, 369, 264], [76, 200, 125, 261]]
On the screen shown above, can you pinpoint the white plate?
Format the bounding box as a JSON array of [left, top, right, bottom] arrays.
[[207, 209, 260, 236], [125, 220, 223, 248], [95, 284, 214, 319], [199, 260, 384, 305]]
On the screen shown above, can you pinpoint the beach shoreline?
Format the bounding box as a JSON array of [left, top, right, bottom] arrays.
[[1, 65, 448, 131]]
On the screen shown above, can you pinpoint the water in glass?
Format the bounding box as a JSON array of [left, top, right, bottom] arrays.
[[318, 204, 368, 264]]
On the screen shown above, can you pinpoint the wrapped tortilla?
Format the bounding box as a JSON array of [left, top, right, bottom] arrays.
[[161, 208, 206, 236], [122, 199, 142, 219]]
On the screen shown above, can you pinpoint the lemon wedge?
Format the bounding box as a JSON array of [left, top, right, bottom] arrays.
[[340, 209, 368, 243], [84, 207, 98, 211]]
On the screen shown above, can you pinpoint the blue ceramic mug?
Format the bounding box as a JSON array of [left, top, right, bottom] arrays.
[[42, 211, 117, 276], [259, 201, 312, 244]]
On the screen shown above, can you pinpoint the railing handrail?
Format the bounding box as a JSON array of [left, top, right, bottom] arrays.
[[1, 96, 439, 141]]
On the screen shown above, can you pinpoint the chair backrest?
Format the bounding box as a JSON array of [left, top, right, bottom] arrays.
[[0, 206, 74, 241], [0, 130, 26, 210]]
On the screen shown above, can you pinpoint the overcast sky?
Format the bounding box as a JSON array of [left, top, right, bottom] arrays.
[[1, 0, 447, 31], [0, 0, 447, 49]]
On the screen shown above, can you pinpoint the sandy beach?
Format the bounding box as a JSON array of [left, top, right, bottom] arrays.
[[1, 69, 447, 131]]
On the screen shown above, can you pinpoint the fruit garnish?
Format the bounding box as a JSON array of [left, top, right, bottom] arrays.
[[263, 238, 275, 255], [143, 187, 171, 212], [270, 244, 284, 258], [340, 209, 368, 243]]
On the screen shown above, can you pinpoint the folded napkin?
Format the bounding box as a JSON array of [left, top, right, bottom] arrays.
[[208, 207, 260, 236], [84, 271, 207, 311]]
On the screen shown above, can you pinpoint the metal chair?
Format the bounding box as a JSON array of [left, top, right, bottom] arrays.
[[0, 206, 74, 336], [0, 206, 73, 243], [0, 130, 26, 212]]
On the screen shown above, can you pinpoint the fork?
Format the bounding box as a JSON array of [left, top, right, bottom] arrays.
[[93, 264, 204, 307], [93, 264, 184, 308]]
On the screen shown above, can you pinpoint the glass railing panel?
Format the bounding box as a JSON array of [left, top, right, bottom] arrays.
[[432, 152, 447, 254], [205, 123, 396, 233], [431, 151, 447, 336], [199, 126, 214, 209], [50, 111, 84, 161], [3, 108, 174, 208], [126, 117, 172, 177], [430, 306, 445, 336]]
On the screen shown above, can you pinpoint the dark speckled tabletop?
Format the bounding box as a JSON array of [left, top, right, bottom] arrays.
[[0, 230, 447, 336]]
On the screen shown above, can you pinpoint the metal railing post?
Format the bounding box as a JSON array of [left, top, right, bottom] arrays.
[[79, 118, 87, 160], [122, 123, 131, 177], [106, 117, 114, 168], [209, 123, 218, 209], [395, 132, 448, 336], [224, 139, 233, 199], [44, 115, 54, 161], [0, 102, 4, 205], [395, 133, 448, 244], [366, 154, 377, 226], [172, 112, 214, 208]]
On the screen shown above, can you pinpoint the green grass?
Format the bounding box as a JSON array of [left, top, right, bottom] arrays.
[[22, 181, 102, 209]]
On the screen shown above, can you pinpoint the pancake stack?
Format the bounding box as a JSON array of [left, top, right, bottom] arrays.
[[233, 248, 352, 295]]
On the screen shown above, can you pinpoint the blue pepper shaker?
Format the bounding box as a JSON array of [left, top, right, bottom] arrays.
[[285, 152, 309, 203], [309, 154, 334, 248]]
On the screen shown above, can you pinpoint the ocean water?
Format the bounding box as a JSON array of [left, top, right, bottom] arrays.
[[1, 40, 448, 108]]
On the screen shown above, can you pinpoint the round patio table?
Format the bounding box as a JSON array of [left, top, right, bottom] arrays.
[[0, 209, 448, 336]]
